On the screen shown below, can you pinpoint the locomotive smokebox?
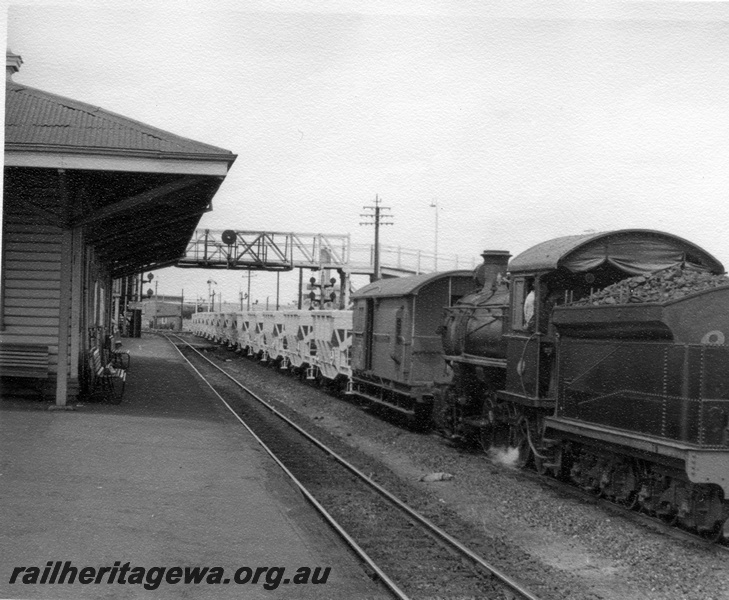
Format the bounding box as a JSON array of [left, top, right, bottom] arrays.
[[473, 250, 511, 290], [442, 250, 511, 361]]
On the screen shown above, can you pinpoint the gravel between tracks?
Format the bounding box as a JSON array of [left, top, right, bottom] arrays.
[[192, 337, 729, 600]]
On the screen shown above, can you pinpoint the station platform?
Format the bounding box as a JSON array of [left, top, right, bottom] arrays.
[[0, 334, 386, 599]]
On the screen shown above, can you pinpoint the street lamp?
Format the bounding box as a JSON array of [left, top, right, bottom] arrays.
[[430, 200, 439, 272]]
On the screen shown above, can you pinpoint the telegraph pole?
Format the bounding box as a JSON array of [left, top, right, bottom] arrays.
[[247, 269, 252, 311], [360, 194, 393, 282]]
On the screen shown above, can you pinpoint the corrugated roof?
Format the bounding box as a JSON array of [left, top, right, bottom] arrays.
[[352, 270, 474, 299], [509, 229, 724, 274], [5, 80, 235, 158]]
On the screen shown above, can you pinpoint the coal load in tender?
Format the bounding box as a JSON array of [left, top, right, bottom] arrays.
[[574, 265, 729, 306]]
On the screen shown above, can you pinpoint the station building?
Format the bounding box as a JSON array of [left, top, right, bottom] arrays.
[[1, 50, 236, 406]]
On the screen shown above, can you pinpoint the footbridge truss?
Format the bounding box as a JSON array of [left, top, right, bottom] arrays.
[[176, 229, 475, 277]]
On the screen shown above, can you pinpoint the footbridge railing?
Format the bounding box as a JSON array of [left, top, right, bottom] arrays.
[[176, 229, 475, 276], [177, 230, 350, 271]]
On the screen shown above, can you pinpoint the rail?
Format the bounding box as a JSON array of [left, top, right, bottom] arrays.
[[165, 333, 409, 600], [165, 332, 542, 600]]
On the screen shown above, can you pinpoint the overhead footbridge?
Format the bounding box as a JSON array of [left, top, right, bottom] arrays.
[[176, 229, 475, 277], [176, 229, 476, 309]]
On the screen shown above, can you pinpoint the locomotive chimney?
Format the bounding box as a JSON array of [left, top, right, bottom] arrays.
[[6, 49, 22, 80], [474, 250, 511, 290]]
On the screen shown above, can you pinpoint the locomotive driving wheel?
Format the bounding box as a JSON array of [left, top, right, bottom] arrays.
[[479, 393, 507, 453], [708, 518, 728, 544], [479, 423, 494, 453], [622, 487, 641, 511], [478, 394, 495, 452], [431, 388, 457, 440], [656, 502, 678, 525], [508, 416, 532, 469]]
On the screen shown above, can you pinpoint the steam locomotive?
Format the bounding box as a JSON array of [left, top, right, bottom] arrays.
[[435, 229, 729, 540], [192, 229, 729, 540]]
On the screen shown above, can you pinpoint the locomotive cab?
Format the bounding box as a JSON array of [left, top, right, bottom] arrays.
[[501, 274, 556, 404], [503, 262, 638, 403], [499, 230, 723, 407], [481, 229, 728, 470]]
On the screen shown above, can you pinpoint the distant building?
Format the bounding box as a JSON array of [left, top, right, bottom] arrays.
[[140, 298, 198, 330]]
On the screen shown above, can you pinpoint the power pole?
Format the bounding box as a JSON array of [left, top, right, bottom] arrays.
[[247, 269, 252, 311], [360, 194, 393, 282]]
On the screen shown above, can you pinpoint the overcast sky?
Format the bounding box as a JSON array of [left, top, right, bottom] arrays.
[[6, 1, 729, 305]]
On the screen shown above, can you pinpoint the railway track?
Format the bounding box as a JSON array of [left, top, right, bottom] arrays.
[[185, 331, 729, 551], [164, 333, 542, 600], [183, 331, 729, 556]]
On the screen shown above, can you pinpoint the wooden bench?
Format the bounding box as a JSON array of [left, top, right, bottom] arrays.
[[88, 346, 127, 404], [0, 343, 50, 399], [109, 341, 131, 371]]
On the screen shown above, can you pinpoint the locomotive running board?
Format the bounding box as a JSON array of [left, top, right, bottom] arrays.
[[546, 417, 696, 460], [347, 388, 417, 416], [443, 354, 506, 369], [497, 390, 555, 409]]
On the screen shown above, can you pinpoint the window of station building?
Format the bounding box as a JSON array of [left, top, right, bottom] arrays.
[[92, 281, 99, 325], [92, 280, 107, 327], [0, 216, 6, 331]]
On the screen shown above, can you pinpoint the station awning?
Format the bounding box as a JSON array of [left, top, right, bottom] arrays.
[[5, 76, 237, 277]]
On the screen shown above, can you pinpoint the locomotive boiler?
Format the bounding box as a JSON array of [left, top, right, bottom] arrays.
[[434, 250, 512, 442]]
